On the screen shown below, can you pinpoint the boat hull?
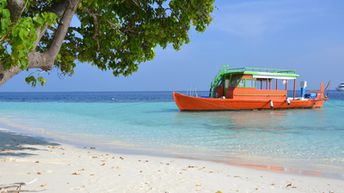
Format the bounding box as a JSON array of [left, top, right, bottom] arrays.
[[173, 92, 325, 111], [336, 87, 344, 92]]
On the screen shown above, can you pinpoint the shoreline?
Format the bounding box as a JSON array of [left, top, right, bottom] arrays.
[[1, 129, 344, 193], [1, 122, 343, 181]]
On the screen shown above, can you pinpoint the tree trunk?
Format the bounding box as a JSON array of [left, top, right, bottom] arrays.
[[0, 52, 51, 85], [7, 0, 25, 23], [0, 0, 81, 86]]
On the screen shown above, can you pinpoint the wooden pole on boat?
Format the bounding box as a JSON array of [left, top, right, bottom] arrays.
[[260, 80, 262, 90], [269, 79, 272, 90], [285, 80, 288, 90], [293, 79, 296, 99], [266, 79, 268, 90], [276, 79, 278, 90], [223, 77, 226, 98]]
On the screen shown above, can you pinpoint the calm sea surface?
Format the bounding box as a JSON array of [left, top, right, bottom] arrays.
[[0, 91, 343, 178]]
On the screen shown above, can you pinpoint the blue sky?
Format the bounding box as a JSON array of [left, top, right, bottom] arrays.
[[1, 0, 344, 91]]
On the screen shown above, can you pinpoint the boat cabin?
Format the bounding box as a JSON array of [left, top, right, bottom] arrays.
[[210, 67, 300, 100]]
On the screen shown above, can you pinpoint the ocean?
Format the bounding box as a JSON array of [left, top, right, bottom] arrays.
[[0, 91, 343, 178]]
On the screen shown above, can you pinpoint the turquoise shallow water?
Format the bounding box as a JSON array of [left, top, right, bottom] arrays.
[[0, 91, 343, 178]]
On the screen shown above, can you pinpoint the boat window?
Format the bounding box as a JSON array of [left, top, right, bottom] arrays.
[[245, 79, 256, 88], [230, 77, 256, 88], [238, 79, 245, 87]]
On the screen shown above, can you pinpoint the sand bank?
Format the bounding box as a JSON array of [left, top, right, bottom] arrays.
[[0, 130, 343, 193]]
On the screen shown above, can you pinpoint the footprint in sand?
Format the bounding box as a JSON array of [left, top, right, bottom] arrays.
[[70, 185, 86, 191]]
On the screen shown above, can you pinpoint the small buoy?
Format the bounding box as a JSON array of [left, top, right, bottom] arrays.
[[270, 100, 274, 108]]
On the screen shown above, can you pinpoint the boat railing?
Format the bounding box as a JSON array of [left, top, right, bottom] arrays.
[[187, 88, 199, 97], [225, 67, 297, 74]]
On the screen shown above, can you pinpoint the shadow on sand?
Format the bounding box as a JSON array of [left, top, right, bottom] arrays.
[[0, 130, 59, 157]]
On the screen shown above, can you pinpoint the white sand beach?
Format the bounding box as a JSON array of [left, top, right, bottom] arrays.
[[0, 130, 343, 193]]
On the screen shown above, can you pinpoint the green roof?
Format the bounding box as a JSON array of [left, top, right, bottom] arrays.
[[210, 66, 299, 97], [221, 66, 299, 77]]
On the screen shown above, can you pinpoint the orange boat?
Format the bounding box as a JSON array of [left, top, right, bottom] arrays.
[[173, 66, 327, 111]]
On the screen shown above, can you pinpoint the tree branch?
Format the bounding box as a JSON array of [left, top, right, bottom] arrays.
[[34, 0, 70, 48], [0, 65, 21, 85], [49, 0, 69, 17], [7, 0, 25, 23], [126, 0, 140, 7], [85, 8, 100, 51], [0, 52, 51, 85], [47, 0, 80, 60], [0, 0, 81, 86], [0, 34, 7, 43], [28, 52, 51, 70]]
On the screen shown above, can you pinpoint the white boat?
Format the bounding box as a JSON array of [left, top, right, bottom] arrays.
[[336, 83, 344, 91]]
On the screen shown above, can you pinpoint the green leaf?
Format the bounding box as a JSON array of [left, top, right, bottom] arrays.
[[0, 0, 7, 9], [18, 29, 27, 40], [2, 8, 10, 18], [37, 76, 46, 86], [1, 0, 215, 86], [0, 18, 10, 32], [25, 76, 37, 87]]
